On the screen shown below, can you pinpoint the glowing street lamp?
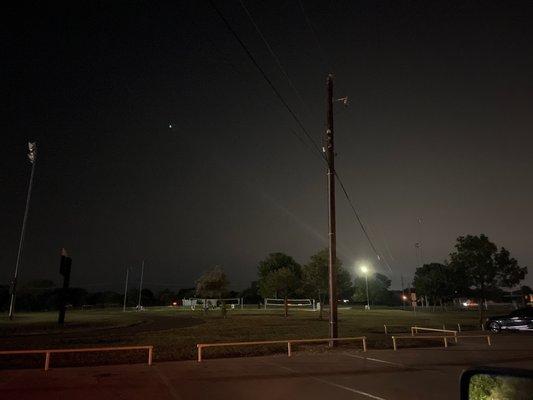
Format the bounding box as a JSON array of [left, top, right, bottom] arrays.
[[360, 265, 370, 310]]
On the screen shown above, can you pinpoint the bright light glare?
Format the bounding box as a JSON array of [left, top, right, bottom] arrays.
[[360, 265, 368, 274]]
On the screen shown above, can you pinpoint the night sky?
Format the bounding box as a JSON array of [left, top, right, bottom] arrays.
[[3, 1, 533, 292]]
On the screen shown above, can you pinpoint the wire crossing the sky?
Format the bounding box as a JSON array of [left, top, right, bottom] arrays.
[[208, 0, 393, 274], [208, 0, 324, 159]]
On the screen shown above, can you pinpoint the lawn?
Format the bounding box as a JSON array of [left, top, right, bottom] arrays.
[[0, 306, 496, 368]]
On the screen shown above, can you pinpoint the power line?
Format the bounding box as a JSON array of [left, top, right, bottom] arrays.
[[208, 0, 324, 159], [238, 0, 315, 118], [335, 172, 393, 274], [208, 0, 392, 274], [297, 0, 333, 74]]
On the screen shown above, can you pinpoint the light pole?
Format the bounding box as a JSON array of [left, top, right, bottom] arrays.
[[360, 265, 370, 310], [137, 260, 144, 310], [123, 267, 129, 312], [8, 142, 37, 320]]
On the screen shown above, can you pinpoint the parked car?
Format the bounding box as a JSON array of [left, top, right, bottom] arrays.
[[485, 307, 533, 332]]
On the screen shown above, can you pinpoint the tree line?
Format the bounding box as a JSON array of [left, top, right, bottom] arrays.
[[195, 248, 396, 318], [413, 234, 528, 323], [2, 234, 527, 322]]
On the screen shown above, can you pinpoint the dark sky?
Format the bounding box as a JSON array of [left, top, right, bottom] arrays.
[[2, 0, 532, 292]]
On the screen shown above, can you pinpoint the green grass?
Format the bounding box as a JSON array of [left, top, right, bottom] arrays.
[[0, 306, 497, 367]]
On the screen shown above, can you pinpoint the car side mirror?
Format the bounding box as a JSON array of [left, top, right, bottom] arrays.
[[461, 367, 533, 399]]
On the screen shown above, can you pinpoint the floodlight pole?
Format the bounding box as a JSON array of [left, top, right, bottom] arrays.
[[8, 142, 37, 320], [364, 273, 370, 310], [123, 267, 129, 312], [326, 74, 338, 345], [137, 260, 144, 309]]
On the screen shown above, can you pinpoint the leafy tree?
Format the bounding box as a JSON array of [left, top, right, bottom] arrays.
[[302, 248, 352, 319], [449, 234, 527, 325], [196, 266, 229, 315], [261, 267, 301, 317], [413, 263, 454, 309], [353, 272, 392, 305], [158, 289, 175, 305], [520, 285, 533, 307], [176, 287, 196, 299], [241, 281, 261, 305], [16, 279, 56, 311], [89, 291, 123, 307], [258, 252, 301, 299]]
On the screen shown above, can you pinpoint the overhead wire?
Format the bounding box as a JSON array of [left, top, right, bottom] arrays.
[[238, 0, 316, 118], [208, 0, 393, 273], [207, 0, 324, 159], [297, 0, 334, 74]]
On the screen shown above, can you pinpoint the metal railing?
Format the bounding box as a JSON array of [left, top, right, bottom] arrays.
[[411, 326, 458, 342], [0, 345, 153, 371], [196, 336, 367, 362], [392, 334, 491, 351]]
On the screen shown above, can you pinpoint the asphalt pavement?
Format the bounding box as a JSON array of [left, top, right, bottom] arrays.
[[1, 333, 532, 400]]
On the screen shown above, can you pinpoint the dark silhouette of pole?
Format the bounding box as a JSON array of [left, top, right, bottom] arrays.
[[9, 142, 37, 320], [123, 267, 129, 312], [364, 273, 370, 309], [326, 74, 337, 345], [137, 260, 144, 309], [58, 248, 72, 325]]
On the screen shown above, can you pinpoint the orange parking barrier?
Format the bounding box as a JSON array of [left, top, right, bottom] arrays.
[[0, 345, 154, 371]]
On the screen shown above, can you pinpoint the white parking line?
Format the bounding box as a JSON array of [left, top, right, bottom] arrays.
[[342, 352, 405, 367], [261, 361, 387, 400]]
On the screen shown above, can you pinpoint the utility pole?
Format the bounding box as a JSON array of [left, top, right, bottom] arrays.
[[9, 142, 37, 320], [326, 74, 338, 345], [137, 260, 144, 310], [123, 267, 129, 312]]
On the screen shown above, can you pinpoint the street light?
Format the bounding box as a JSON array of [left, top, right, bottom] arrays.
[[360, 265, 370, 310], [8, 142, 37, 320]]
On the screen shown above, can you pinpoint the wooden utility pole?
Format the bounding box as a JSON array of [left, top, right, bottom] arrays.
[[326, 74, 338, 345]]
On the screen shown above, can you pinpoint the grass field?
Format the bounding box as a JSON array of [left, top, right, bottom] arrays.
[[0, 306, 499, 368]]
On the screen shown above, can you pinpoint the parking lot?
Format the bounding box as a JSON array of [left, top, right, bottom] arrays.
[[1, 333, 532, 400]]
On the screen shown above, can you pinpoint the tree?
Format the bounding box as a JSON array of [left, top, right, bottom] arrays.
[[158, 289, 175, 306], [241, 281, 261, 305], [261, 267, 301, 317], [449, 234, 527, 325], [413, 263, 454, 309], [302, 248, 352, 320], [257, 252, 301, 299], [196, 266, 229, 315], [520, 285, 532, 307], [353, 272, 392, 305]]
